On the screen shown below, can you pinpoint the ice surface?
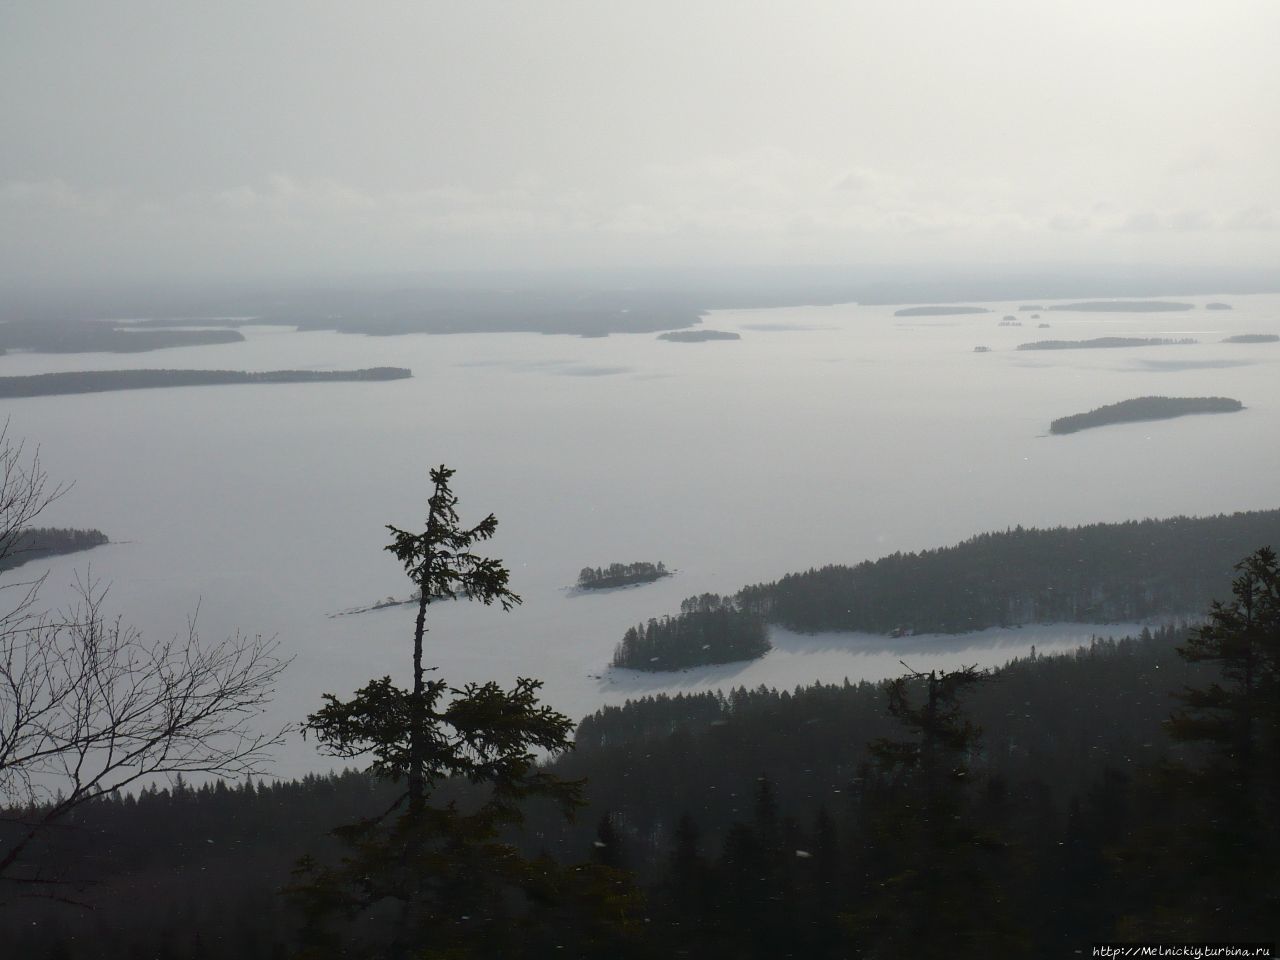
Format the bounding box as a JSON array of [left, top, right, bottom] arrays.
[[5, 296, 1277, 778]]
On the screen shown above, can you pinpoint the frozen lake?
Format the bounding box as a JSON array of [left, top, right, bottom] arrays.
[[5, 295, 1279, 777]]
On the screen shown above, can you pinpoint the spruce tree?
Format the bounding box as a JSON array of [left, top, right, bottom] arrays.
[[290, 466, 584, 959]]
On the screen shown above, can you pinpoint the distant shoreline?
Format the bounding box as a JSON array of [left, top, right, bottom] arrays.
[[0, 367, 412, 399], [1017, 337, 1197, 351]]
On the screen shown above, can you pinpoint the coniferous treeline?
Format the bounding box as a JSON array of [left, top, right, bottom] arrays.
[[736, 510, 1280, 633], [1050, 396, 1242, 434], [6, 551, 1278, 956], [0, 526, 108, 572], [577, 561, 668, 589], [611, 593, 769, 670], [4, 622, 1256, 957]]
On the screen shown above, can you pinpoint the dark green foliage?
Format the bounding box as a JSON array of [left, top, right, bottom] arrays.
[[1050, 395, 1242, 434], [0, 624, 1220, 957], [292, 466, 587, 958], [0, 367, 411, 399], [737, 510, 1280, 633], [858, 667, 1027, 958], [0, 526, 107, 572], [576, 561, 668, 589], [12, 548, 1280, 955], [1122, 547, 1280, 938], [611, 593, 770, 670]]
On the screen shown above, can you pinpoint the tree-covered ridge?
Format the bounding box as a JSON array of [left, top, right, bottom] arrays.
[[0, 367, 411, 398], [1222, 333, 1278, 343], [1017, 336, 1198, 350], [0, 526, 108, 572], [577, 561, 670, 589], [736, 510, 1280, 634], [1050, 396, 1243, 434], [611, 593, 769, 670]]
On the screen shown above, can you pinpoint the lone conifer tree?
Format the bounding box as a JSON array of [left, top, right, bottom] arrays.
[[292, 466, 585, 958]]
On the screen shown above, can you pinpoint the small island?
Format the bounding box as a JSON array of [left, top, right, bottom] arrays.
[[1017, 337, 1197, 351], [1050, 396, 1243, 435], [610, 594, 770, 671], [0, 367, 412, 399], [0, 527, 109, 573], [893, 306, 990, 317], [973, 346, 992, 353], [657, 330, 741, 343], [577, 561, 670, 590], [1222, 334, 1279, 344], [1205, 302, 1233, 310], [1045, 301, 1195, 313]]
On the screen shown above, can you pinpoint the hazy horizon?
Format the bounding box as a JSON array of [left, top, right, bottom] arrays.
[[3, 1, 1277, 287]]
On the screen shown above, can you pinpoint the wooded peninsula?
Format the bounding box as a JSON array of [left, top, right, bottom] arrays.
[[617, 510, 1280, 672], [0, 526, 108, 572]]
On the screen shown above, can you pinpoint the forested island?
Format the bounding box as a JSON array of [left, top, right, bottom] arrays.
[[1050, 396, 1243, 434], [1017, 336, 1197, 350], [657, 330, 741, 342], [1222, 333, 1278, 343], [893, 305, 989, 316], [0, 526, 108, 572], [610, 593, 769, 670], [1205, 302, 1232, 309], [611, 509, 1280, 670], [577, 561, 669, 590], [733, 510, 1280, 634], [1045, 300, 1195, 312], [0, 319, 245, 354], [0, 367, 412, 399]]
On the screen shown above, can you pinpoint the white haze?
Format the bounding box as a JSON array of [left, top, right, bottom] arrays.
[[1, 1, 1278, 281], [7, 296, 1280, 777]]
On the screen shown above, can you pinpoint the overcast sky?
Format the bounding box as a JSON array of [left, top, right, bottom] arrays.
[[2, 0, 1277, 284]]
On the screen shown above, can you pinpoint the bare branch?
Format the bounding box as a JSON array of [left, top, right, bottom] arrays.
[[0, 426, 290, 891]]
